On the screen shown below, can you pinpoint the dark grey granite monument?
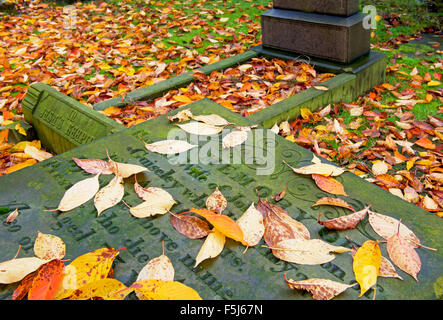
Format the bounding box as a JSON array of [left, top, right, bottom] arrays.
[[261, 0, 370, 63]]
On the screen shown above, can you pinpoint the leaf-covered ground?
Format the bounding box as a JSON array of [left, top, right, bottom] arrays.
[[0, 0, 441, 215]]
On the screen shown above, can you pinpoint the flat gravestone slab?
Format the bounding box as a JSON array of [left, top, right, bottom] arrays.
[[261, 9, 370, 63], [22, 83, 124, 154], [273, 0, 360, 16], [1, 99, 441, 300]]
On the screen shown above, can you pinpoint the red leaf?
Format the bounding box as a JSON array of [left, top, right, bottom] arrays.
[[28, 260, 65, 300]]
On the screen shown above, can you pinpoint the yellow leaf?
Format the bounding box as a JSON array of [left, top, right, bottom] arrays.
[[285, 135, 295, 142], [67, 279, 128, 300], [6, 159, 37, 174], [124, 280, 202, 300], [173, 95, 193, 104], [300, 108, 313, 120], [353, 240, 381, 297], [427, 80, 441, 87], [195, 228, 226, 267]]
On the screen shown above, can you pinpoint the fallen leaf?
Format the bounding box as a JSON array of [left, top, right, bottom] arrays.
[[222, 130, 249, 148], [352, 240, 381, 297], [167, 108, 193, 122], [143, 139, 198, 154], [109, 161, 148, 178], [28, 259, 65, 300], [177, 121, 223, 136], [236, 203, 265, 247], [312, 197, 355, 211], [318, 206, 370, 230], [33, 231, 66, 260], [194, 229, 226, 267], [46, 174, 100, 212], [129, 187, 176, 218], [94, 175, 124, 216], [5, 208, 19, 224], [12, 271, 37, 300], [170, 212, 210, 239], [283, 160, 345, 177], [284, 275, 356, 300], [192, 114, 229, 126], [72, 158, 113, 175], [312, 174, 348, 196], [189, 208, 245, 244], [205, 187, 227, 214], [24, 145, 52, 162], [67, 278, 128, 300], [350, 246, 403, 280], [387, 223, 421, 281], [0, 257, 48, 284], [268, 238, 350, 265], [368, 211, 421, 248], [122, 279, 202, 300]]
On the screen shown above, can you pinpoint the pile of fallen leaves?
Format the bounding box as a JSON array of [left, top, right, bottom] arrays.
[[273, 85, 442, 216], [2, 112, 436, 300], [102, 57, 334, 126]]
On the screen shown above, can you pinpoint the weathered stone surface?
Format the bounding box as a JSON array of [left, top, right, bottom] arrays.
[[261, 9, 370, 63], [273, 0, 360, 16], [22, 83, 124, 154], [0, 99, 441, 300]]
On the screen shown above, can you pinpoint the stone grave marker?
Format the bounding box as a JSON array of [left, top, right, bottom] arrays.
[[261, 0, 370, 63], [0, 99, 441, 300]]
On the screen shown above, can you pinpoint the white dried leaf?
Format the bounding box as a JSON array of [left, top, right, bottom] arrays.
[[194, 229, 226, 267], [177, 121, 223, 136], [222, 130, 248, 148], [144, 140, 198, 155], [94, 175, 124, 216], [236, 203, 264, 246]]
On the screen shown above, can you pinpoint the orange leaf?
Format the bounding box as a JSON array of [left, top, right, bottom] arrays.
[[312, 197, 355, 211], [0, 129, 8, 143], [103, 106, 122, 116], [189, 208, 245, 245], [173, 95, 192, 104], [28, 260, 65, 300], [6, 159, 37, 174], [375, 174, 401, 188], [414, 137, 435, 150], [311, 174, 348, 196]]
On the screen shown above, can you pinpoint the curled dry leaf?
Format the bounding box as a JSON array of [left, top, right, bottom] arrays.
[[192, 114, 229, 126], [177, 121, 223, 136], [34, 231, 66, 260], [143, 139, 198, 155], [236, 203, 264, 247], [167, 108, 193, 122], [129, 188, 176, 218], [72, 158, 113, 175], [257, 199, 310, 246], [0, 257, 48, 284], [94, 175, 125, 216], [170, 212, 210, 239], [317, 206, 370, 230], [284, 275, 356, 300], [283, 159, 345, 177], [47, 174, 100, 212], [311, 174, 348, 196], [205, 187, 227, 214], [350, 247, 403, 280], [195, 229, 226, 267], [67, 279, 128, 300], [222, 130, 249, 148], [28, 259, 65, 300], [312, 197, 355, 212], [387, 227, 421, 281], [5, 208, 19, 224], [268, 238, 350, 265], [189, 208, 245, 245], [121, 280, 202, 300], [368, 211, 420, 248], [352, 240, 381, 297], [273, 183, 287, 202]]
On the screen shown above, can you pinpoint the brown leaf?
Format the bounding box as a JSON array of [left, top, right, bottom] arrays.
[[170, 212, 210, 239], [72, 158, 113, 175], [5, 208, 19, 224], [284, 275, 356, 300], [387, 227, 421, 281], [350, 247, 403, 280], [318, 206, 370, 230], [205, 187, 227, 214]]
